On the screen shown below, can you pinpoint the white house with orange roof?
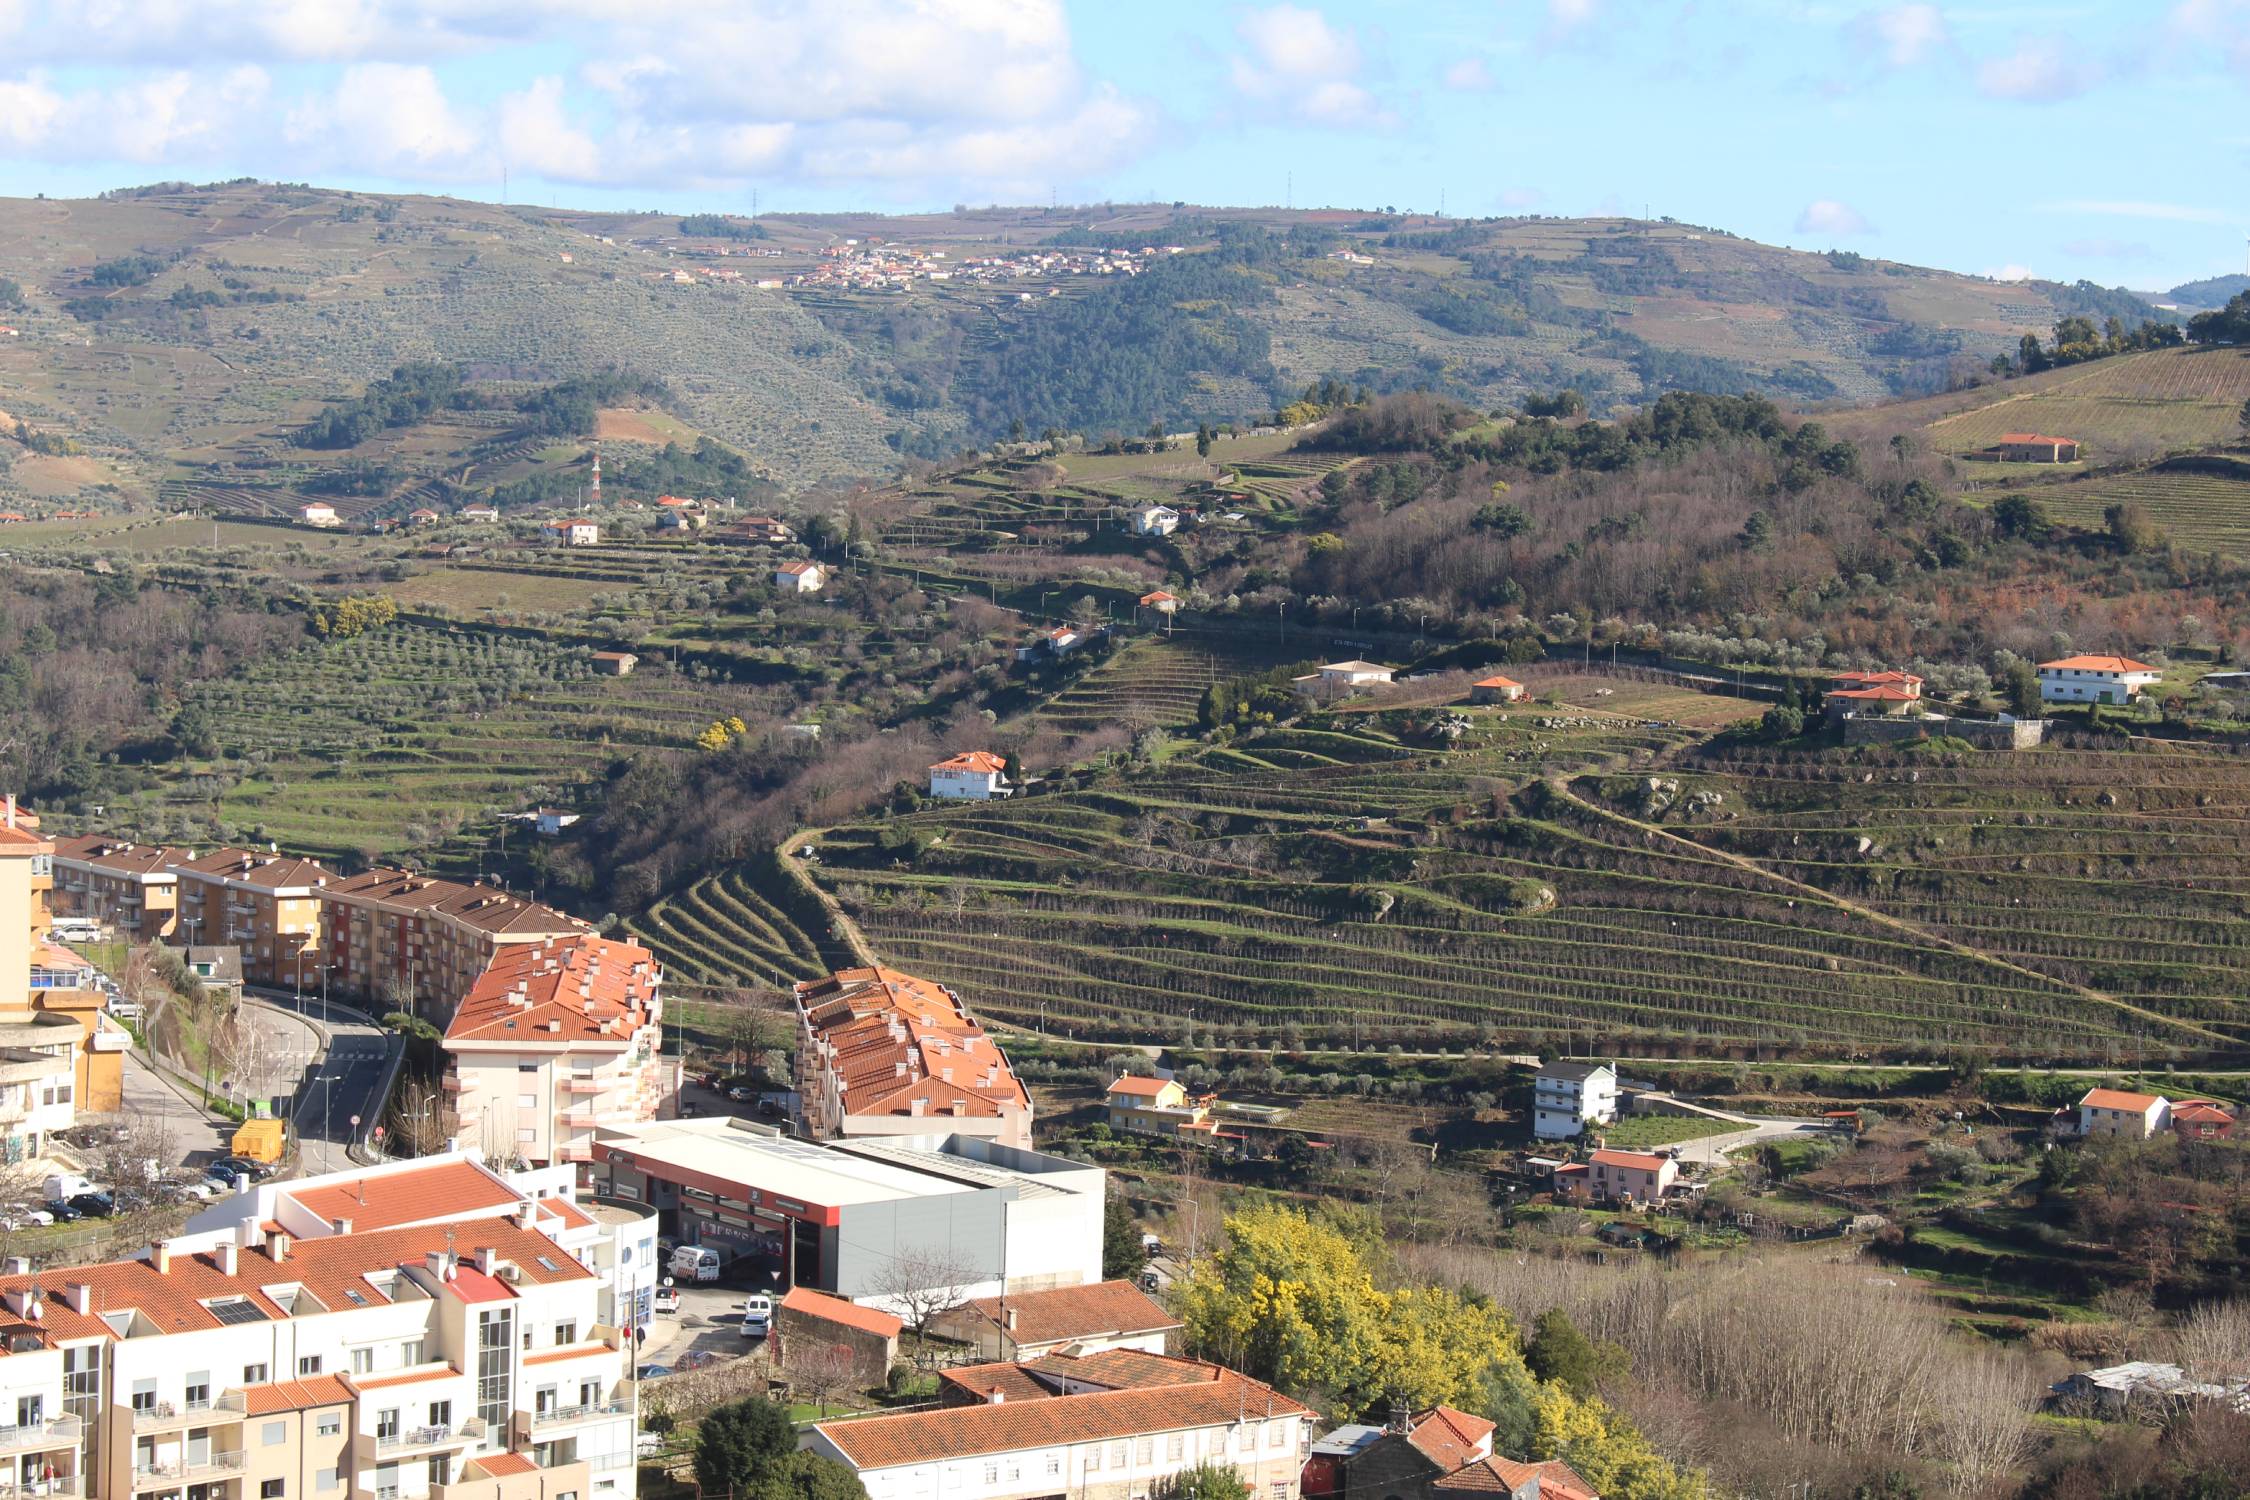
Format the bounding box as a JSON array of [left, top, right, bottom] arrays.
[[297, 501, 340, 527], [2077, 1087, 2171, 1140], [775, 559, 826, 593], [930, 750, 1011, 800], [441, 937, 673, 1173], [792, 966, 1032, 1148], [1470, 673, 1528, 705], [1583, 1147, 1679, 1205], [544, 518, 599, 547], [1103, 1075, 1218, 1140], [1823, 669, 1925, 719], [2039, 654, 2162, 705]]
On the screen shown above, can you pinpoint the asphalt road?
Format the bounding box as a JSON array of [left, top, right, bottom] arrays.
[[118, 1053, 237, 1169], [247, 988, 400, 1175]]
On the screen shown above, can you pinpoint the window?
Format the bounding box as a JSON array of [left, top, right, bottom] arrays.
[[981, 1466, 996, 1485], [131, 1379, 156, 1413], [186, 1372, 211, 1408], [243, 1364, 268, 1385], [377, 1410, 400, 1441], [350, 1349, 375, 1375], [1044, 1455, 1060, 1476], [261, 1482, 284, 1499], [297, 1356, 322, 1376], [518, 1094, 539, 1109], [1109, 1442, 1126, 1468], [555, 1322, 577, 1346], [476, 1308, 514, 1434], [401, 1340, 424, 1367], [315, 1469, 339, 1493], [262, 1421, 286, 1447], [1137, 1438, 1153, 1464], [316, 1414, 341, 1438], [1267, 1421, 1287, 1449], [426, 1459, 448, 1488], [535, 1386, 557, 1416], [15, 1395, 40, 1427], [1166, 1433, 1183, 1460], [1085, 1448, 1101, 1473]]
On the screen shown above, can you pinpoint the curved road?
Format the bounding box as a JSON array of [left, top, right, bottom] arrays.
[[247, 987, 400, 1174]]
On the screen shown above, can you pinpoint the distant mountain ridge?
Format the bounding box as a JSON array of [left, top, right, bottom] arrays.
[[2167, 273, 2250, 308], [0, 181, 2169, 500]]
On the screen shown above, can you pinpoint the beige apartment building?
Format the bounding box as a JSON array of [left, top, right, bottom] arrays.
[[441, 940, 674, 1174], [171, 851, 333, 990], [0, 1206, 635, 1500], [50, 837, 184, 942], [793, 967, 1032, 1149], [319, 873, 587, 1020], [3, 801, 124, 1125]]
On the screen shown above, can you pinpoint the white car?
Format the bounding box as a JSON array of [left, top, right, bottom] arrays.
[[0, 1209, 54, 1230], [653, 1286, 680, 1314]]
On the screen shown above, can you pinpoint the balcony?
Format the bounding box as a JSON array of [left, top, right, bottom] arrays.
[[133, 1393, 246, 1432], [0, 1477, 84, 1500], [556, 1144, 594, 1164], [131, 1450, 247, 1490], [522, 1398, 633, 1436], [564, 1076, 601, 1096], [0, 1417, 82, 1455], [374, 1419, 485, 1457], [440, 1075, 463, 1093], [561, 1108, 600, 1128]]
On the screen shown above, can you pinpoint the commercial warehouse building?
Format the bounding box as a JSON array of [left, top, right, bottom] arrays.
[[589, 1117, 1102, 1309]]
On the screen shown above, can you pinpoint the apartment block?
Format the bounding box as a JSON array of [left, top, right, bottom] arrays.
[[4, 803, 125, 1126], [49, 838, 183, 943], [793, 968, 1031, 1149], [0, 1197, 636, 1500], [442, 941, 674, 1174], [319, 874, 587, 1019], [170, 851, 333, 990]]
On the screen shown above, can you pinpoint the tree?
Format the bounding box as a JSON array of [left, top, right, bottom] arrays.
[[746, 1453, 867, 1500], [2239, 396, 2250, 432], [694, 1396, 796, 1494], [1759, 704, 1804, 741], [1103, 1192, 1149, 1280], [1524, 1309, 1629, 1398], [871, 1245, 982, 1348], [2104, 500, 2161, 555], [1163, 1461, 1251, 1500], [2000, 660, 2042, 719], [1990, 493, 2052, 541]]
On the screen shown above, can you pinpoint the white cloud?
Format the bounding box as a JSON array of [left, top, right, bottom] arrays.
[[1975, 36, 2102, 100], [1230, 4, 1384, 125], [2061, 237, 2153, 261], [1983, 263, 2036, 282], [0, 0, 1153, 197], [2168, 0, 2250, 67], [1795, 199, 1874, 236], [1442, 56, 1494, 92], [2040, 198, 2231, 223], [1543, 0, 1599, 45], [1852, 4, 1951, 67]]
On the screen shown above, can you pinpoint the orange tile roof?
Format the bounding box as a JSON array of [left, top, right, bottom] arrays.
[[287, 1160, 522, 1233], [350, 1365, 466, 1391], [1018, 1348, 1205, 1391], [322, 869, 586, 938], [781, 1286, 903, 1339], [959, 1280, 1179, 1347], [524, 1341, 614, 1366], [1832, 670, 1923, 686], [2171, 1101, 2235, 1124], [1591, 1148, 1671, 1171], [1472, 674, 1525, 690], [2079, 1087, 2165, 1112], [443, 937, 660, 1049], [2040, 655, 2154, 674], [931, 751, 1006, 774], [815, 1359, 1308, 1469], [1435, 1455, 1595, 1499], [51, 835, 189, 877], [1826, 685, 1920, 701], [778, 560, 822, 576], [1138, 590, 1179, 606], [0, 1220, 586, 1354], [538, 1198, 595, 1230], [1407, 1405, 1496, 1470], [1105, 1076, 1175, 1099], [795, 967, 1027, 1122], [467, 1454, 539, 1479], [0, 822, 49, 852], [241, 1376, 355, 1414], [1997, 433, 2076, 446]]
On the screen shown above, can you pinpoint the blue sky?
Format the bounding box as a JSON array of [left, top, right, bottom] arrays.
[[1, 1, 2244, 290]]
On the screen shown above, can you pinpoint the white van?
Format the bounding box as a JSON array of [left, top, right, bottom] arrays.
[[739, 1294, 772, 1339], [669, 1245, 721, 1283], [44, 1172, 96, 1203]]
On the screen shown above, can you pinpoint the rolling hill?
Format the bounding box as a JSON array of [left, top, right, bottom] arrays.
[[0, 180, 2157, 508]]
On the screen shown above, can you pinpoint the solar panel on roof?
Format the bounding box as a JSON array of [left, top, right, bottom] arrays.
[[207, 1297, 268, 1325]]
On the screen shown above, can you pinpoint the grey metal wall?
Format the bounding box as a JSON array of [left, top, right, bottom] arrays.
[[832, 1191, 1007, 1299]]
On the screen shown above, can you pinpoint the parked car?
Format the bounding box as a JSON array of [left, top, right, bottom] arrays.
[[67, 1191, 115, 1219], [213, 1155, 275, 1180], [726, 1085, 752, 1103], [739, 1294, 772, 1339], [203, 1162, 243, 1188], [653, 1285, 680, 1315], [0, 1209, 54, 1230], [42, 1200, 81, 1223], [635, 1364, 673, 1381]]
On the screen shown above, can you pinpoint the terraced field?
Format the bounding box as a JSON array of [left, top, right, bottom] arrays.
[[1916, 346, 2250, 459], [1644, 743, 2250, 1049], [631, 862, 828, 991], [1029, 637, 1279, 732], [109, 624, 778, 859], [803, 690, 2179, 1056], [2030, 458, 2250, 557]]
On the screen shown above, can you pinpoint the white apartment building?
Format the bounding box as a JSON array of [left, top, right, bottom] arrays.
[[1532, 1062, 1618, 1141], [441, 940, 673, 1175], [805, 1350, 1308, 1500], [0, 1201, 635, 1500], [190, 1155, 660, 1344]]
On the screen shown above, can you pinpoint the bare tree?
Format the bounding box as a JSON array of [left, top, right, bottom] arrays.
[[786, 1342, 862, 1415], [2176, 1298, 2250, 1385], [870, 1245, 984, 1352], [1933, 1351, 2037, 1498]]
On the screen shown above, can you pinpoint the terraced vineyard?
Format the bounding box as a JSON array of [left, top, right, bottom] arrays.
[[1028, 637, 1273, 732], [1640, 743, 2250, 1049], [1918, 346, 2250, 458], [799, 683, 2186, 1056], [2030, 458, 2250, 558], [631, 863, 828, 991], [114, 623, 779, 859]]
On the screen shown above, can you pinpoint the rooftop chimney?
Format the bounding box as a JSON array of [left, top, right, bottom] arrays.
[[3, 795, 14, 830], [64, 1283, 91, 1315], [474, 1247, 498, 1276], [425, 1250, 455, 1283], [0, 1256, 26, 1277], [515, 1201, 539, 1229], [1385, 1396, 1412, 1437], [216, 1242, 239, 1277], [1002, 1306, 1018, 1331], [151, 1242, 172, 1275], [271, 1232, 291, 1264]]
